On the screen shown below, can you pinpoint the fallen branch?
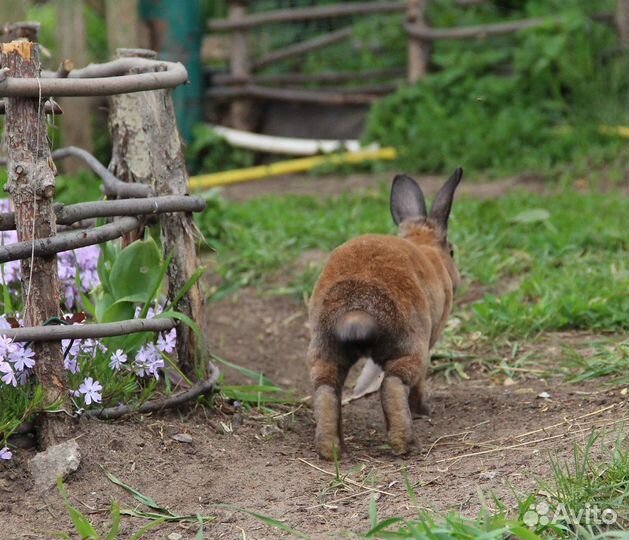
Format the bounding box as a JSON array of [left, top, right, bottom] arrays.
[[0, 317, 176, 342], [0, 216, 141, 263], [51, 146, 152, 198], [83, 365, 221, 419]]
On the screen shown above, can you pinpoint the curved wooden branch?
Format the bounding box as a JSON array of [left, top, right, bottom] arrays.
[[83, 366, 221, 419], [51, 146, 153, 198], [0, 217, 141, 263], [0, 317, 176, 342], [0, 57, 188, 97], [0, 196, 206, 231]]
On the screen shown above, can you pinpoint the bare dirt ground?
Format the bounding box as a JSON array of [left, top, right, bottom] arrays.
[[1, 173, 627, 539]]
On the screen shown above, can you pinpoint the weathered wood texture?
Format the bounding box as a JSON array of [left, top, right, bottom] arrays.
[[108, 48, 206, 378], [105, 0, 144, 52], [209, 1, 406, 31], [253, 26, 353, 70], [0, 40, 69, 450], [616, 0, 629, 46], [56, 0, 93, 169], [406, 0, 428, 83], [228, 0, 254, 130]]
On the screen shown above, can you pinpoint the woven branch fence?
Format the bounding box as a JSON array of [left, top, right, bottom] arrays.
[[0, 28, 216, 449], [208, 0, 622, 130]]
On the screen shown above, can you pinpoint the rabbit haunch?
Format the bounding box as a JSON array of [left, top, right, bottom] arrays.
[[307, 168, 463, 460]]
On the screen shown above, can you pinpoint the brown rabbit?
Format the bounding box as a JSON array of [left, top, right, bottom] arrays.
[[307, 168, 463, 459]]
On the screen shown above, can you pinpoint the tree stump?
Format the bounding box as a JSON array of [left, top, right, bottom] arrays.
[[108, 48, 207, 379], [0, 40, 70, 450]]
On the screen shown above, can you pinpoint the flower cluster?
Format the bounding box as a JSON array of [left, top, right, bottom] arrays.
[[0, 199, 100, 309], [0, 317, 35, 387], [0, 300, 177, 460]]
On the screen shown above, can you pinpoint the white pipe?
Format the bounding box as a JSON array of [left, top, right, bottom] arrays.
[[209, 124, 379, 155]]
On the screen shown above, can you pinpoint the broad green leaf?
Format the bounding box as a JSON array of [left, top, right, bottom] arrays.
[[102, 300, 135, 324], [109, 239, 162, 303], [94, 292, 115, 322]]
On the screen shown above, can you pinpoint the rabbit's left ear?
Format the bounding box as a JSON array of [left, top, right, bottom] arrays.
[[390, 174, 427, 225], [429, 167, 463, 231]]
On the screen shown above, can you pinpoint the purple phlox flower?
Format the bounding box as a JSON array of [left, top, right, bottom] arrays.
[[0, 335, 17, 358], [134, 303, 164, 320], [0, 361, 17, 387], [17, 368, 30, 386], [134, 343, 163, 379], [80, 338, 107, 359], [78, 377, 103, 405], [57, 246, 101, 308], [0, 316, 12, 330], [68, 389, 81, 398], [9, 345, 35, 372], [109, 349, 128, 371], [156, 328, 177, 354], [62, 339, 81, 374], [0, 447, 12, 460]]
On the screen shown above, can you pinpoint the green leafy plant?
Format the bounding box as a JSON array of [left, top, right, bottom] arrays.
[[364, 1, 627, 176]]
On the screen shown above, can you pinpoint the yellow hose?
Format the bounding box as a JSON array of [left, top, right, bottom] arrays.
[[188, 147, 398, 190]]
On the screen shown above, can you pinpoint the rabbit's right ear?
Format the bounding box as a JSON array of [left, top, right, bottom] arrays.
[[390, 174, 427, 226]]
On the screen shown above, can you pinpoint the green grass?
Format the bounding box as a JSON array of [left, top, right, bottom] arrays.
[[198, 184, 628, 343]]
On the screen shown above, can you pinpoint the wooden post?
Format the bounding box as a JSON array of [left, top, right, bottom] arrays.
[[0, 0, 27, 23], [616, 0, 629, 46], [406, 0, 429, 84], [108, 48, 208, 379], [56, 0, 93, 172], [0, 40, 69, 450], [228, 0, 254, 131], [105, 0, 142, 51]]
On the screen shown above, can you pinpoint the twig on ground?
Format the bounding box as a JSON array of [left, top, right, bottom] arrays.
[[83, 365, 221, 419], [297, 457, 396, 497]]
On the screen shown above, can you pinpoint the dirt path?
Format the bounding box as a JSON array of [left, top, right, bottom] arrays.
[[3, 287, 626, 539], [2, 173, 627, 539]]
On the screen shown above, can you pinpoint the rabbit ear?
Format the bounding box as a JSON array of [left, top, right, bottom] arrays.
[[390, 174, 427, 225], [429, 167, 463, 230]]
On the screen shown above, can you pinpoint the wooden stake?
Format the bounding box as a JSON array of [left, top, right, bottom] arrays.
[[406, 0, 429, 84], [0, 39, 70, 450], [228, 0, 254, 131], [108, 48, 208, 379]]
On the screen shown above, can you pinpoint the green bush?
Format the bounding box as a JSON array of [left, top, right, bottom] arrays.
[[365, 1, 628, 175]]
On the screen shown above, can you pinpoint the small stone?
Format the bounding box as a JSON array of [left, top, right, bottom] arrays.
[[171, 433, 193, 444], [537, 391, 551, 400], [167, 533, 183, 540], [29, 439, 81, 492], [620, 388, 628, 396], [479, 470, 497, 481]]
